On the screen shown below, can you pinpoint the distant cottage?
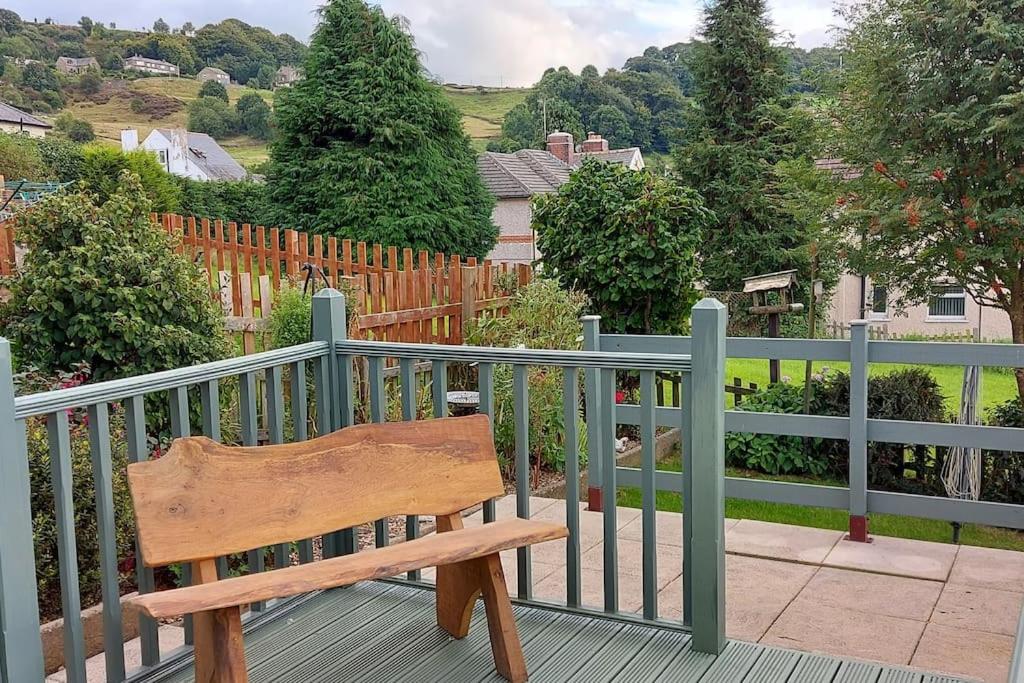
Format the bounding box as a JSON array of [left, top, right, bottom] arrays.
[[121, 128, 247, 182], [55, 56, 98, 75], [274, 65, 300, 89], [0, 101, 51, 138], [197, 67, 230, 87], [125, 55, 180, 77], [546, 131, 645, 171]]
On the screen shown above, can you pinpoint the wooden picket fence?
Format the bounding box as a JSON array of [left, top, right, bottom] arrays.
[[151, 213, 530, 351]]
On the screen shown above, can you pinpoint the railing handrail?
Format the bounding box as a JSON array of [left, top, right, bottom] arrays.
[[1010, 601, 1024, 683], [335, 339, 692, 372], [14, 341, 330, 420]]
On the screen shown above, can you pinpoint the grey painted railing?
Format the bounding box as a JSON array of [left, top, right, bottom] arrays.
[[1011, 602, 1024, 683], [0, 290, 729, 681], [589, 319, 1024, 539]]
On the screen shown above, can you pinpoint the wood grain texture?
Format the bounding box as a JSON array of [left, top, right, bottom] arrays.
[[128, 415, 504, 566], [435, 514, 479, 639], [129, 518, 567, 619], [478, 553, 528, 682], [192, 560, 248, 683]]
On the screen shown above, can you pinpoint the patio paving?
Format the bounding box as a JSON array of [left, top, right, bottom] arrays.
[[424, 495, 1024, 683]]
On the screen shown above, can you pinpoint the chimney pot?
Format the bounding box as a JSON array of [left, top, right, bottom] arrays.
[[547, 131, 575, 166]]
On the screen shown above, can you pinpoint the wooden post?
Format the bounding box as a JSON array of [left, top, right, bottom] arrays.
[[848, 320, 870, 542], [461, 266, 478, 338]]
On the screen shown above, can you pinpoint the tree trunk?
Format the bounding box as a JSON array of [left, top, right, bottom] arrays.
[[1009, 300, 1024, 407]]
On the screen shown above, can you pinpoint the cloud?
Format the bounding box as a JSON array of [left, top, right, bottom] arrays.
[[7, 0, 839, 86]]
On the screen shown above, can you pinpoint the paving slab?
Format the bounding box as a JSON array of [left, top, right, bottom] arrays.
[[911, 623, 1014, 683], [47, 625, 184, 682], [580, 539, 683, 588], [948, 545, 1024, 593], [762, 597, 926, 666], [794, 566, 942, 621], [617, 510, 740, 546], [532, 564, 647, 613], [824, 535, 958, 581], [931, 584, 1024, 636], [726, 519, 843, 564], [657, 554, 817, 641]]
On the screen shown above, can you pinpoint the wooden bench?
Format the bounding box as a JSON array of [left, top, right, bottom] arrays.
[[126, 414, 568, 683]]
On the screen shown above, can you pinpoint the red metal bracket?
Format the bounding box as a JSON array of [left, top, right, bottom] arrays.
[[847, 515, 871, 542], [587, 486, 604, 513]]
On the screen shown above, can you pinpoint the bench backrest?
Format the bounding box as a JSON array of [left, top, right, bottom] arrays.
[[128, 414, 503, 567]]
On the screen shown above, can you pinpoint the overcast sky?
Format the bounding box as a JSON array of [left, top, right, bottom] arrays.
[[8, 0, 840, 86]]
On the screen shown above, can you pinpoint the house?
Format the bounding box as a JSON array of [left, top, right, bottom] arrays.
[[818, 158, 1011, 339], [197, 66, 230, 87], [0, 101, 51, 138], [477, 148, 571, 265], [274, 65, 300, 88], [121, 128, 247, 182], [55, 56, 98, 75], [546, 131, 645, 171], [124, 55, 180, 77]]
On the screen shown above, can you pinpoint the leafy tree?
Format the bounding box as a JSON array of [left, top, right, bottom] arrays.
[[0, 173, 227, 383], [0, 132, 44, 180], [534, 160, 712, 334], [77, 70, 101, 94], [0, 9, 21, 35], [20, 61, 60, 93], [180, 21, 194, 36], [236, 92, 272, 139], [122, 33, 198, 74], [187, 97, 239, 139], [268, 0, 497, 257], [589, 105, 634, 149], [79, 145, 181, 212], [54, 113, 95, 142], [153, 18, 170, 34], [37, 135, 84, 181], [255, 63, 276, 90], [834, 0, 1024, 401], [78, 16, 93, 34], [198, 79, 229, 102], [673, 0, 807, 291]]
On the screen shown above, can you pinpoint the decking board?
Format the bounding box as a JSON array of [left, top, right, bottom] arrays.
[[133, 582, 976, 683]]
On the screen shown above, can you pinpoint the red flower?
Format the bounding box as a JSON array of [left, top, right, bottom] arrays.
[[835, 196, 847, 206], [896, 179, 909, 190], [931, 169, 946, 181], [961, 197, 973, 209], [954, 248, 966, 262], [615, 390, 626, 404], [965, 217, 979, 231], [873, 161, 889, 175]]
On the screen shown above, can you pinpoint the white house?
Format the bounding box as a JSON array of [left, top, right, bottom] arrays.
[[197, 67, 230, 87], [121, 128, 247, 182], [0, 102, 51, 138], [124, 55, 180, 77]]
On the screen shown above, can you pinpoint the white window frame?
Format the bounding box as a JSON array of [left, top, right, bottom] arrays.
[[867, 282, 889, 321], [926, 283, 968, 322]]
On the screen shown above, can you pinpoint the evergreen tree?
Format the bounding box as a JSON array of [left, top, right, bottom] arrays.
[[267, 0, 497, 257], [673, 0, 806, 291]]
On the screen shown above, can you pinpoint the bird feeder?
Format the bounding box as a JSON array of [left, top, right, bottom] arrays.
[[743, 270, 804, 384]]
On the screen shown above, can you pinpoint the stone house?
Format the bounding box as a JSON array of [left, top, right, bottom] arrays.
[[197, 67, 230, 87], [55, 56, 98, 75], [124, 55, 180, 77]]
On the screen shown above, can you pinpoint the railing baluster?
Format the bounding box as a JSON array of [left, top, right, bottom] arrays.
[[86, 403, 126, 682], [399, 358, 420, 580], [368, 356, 390, 548], [681, 375, 693, 627], [639, 370, 658, 620], [167, 386, 194, 643], [582, 316, 603, 512], [432, 360, 448, 417], [563, 367, 581, 608], [513, 363, 531, 600], [125, 396, 160, 666], [600, 368, 618, 613], [479, 362, 496, 523], [266, 366, 291, 570], [239, 372, 266, 611], [48, 410, 86, 683], [199, 381, 230, 579], [290, 361, 314, 564]]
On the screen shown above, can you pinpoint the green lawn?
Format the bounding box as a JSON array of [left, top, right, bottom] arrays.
[[442, 86, 531, 150], [617, 458, 1024, 552], [725, 358, 1018, 414]]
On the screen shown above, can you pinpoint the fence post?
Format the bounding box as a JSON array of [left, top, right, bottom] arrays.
[[0, 338, 45, 681], [689, 299, 727, 655], [461, 266, 478, 338], [582, 315, 604, 512], [312, 289, 356, 556], [849, 319, 870, 542]]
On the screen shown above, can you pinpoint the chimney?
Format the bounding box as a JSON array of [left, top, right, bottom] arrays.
[[546, 131, 575, 166], [120, 129, 139, 152], [581, 132, 609, 154]]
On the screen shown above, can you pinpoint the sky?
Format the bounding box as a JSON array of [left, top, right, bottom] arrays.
[[9, 0, 840, 86]]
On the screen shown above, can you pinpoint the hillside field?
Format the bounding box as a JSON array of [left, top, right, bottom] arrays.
[[64, 78, 529, 165]]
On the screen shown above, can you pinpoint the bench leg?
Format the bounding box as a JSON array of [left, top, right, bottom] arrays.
[[437, 559, 482, 638], [193, 606, 248, 683], [478, 553, 528, 682]]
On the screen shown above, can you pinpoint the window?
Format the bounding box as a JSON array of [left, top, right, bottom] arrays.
[[157, 150, 168, 166], [870, 284, 888, 318], [928, 284, 966, 319]]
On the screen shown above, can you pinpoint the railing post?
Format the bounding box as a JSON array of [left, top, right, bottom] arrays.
[[848, 319, 870, 542], [312, 288, 356, 556], [0, 338, 45, 682], [689, 299, 726, 655], [582, 315, 603, 512]]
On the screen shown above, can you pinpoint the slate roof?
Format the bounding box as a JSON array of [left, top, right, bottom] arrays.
[[0, 101, 51, 129], [477, 150, 571, 199], [57, 56, 98, 67], [198, 67, 229, 78], [156, 129, 247, 181], [575, 147, 644, 169]]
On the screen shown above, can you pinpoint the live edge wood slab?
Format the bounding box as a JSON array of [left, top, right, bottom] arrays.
[[125, 415, 567, 683]]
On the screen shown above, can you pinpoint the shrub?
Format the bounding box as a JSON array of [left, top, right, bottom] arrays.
[[0, 172, 228, 384], [235, 92, 272, 140], [533, 159, 711, 334], [79, 144, 181, 211], [54, 113, 95, 142], [37, 135, 85, 181], [0, 131, 44, 180], [982, 400, 1024, 504], [198, 79, 229, 102], [464, 279, 589, 475], [268, 285, 313, 350], [177, 178, 271, 225], [78, 70, 101, 94], [726, 382, 828, 476], [187, 96, 239, 139]]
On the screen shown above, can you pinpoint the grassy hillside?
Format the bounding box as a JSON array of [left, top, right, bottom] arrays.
[[65, 77, 274, 166], [67, 78, 529, 164], [443, 85, 531, 151]]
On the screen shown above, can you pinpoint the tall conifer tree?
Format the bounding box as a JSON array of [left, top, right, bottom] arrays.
[[268, 0, 497, 257]]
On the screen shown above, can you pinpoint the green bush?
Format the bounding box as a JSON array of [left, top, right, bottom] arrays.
[[464, 279, 589, 475], [982, 400, 1024, 504], [236, 92, 272, 140], [0, 131, 44, 180], [79, 144, 181, 211], [268, 285, 313, 350], [187, 96, 239, 139], [37, 135, 84, 181], [54, 113, 95, 142], [198, 79, 229, 102], [177, 177, 271, 225], [0, 172, 228, 384], [726, 382, 827, 475]]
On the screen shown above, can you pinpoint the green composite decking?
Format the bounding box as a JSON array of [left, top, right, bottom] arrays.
[[134, 582, 972, 683]]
